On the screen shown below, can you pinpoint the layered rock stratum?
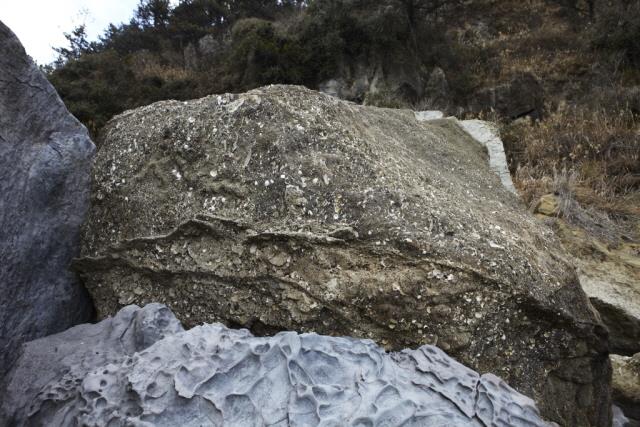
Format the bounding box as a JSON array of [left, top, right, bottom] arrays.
[[0, 304, 554, 426], [0, 20, 94, 378], [76, 85, 610, 426]]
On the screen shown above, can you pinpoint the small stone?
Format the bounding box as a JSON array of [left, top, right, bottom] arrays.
[[268, 253, 288, 267]]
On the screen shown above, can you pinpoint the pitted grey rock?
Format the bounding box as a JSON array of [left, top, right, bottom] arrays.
[[0, 303, 183, 424], [1, 304, 553, 427], [0, 20, 95, 379]]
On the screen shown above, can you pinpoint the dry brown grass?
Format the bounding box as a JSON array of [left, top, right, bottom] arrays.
[[449, 0, 640, 242], [130, 51, 193, 81], [503, 107, 640, 219]]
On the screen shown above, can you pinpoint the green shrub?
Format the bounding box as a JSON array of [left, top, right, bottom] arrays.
[[47, 0, 472, 136], [226, 18, 307, 89]]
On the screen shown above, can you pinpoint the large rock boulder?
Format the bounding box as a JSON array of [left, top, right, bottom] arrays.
[[1, 304, 554, 426], [76, 85, 610, 426], [0, 304, 182, 425], [0, 21, 94, 378], [574, 240, 640, 355]]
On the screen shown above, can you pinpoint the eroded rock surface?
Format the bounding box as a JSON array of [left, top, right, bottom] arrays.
[[0, 20, 94, 378], [0, 304, 553, 427], [77, 85, 609, 426], [0, 303, 183, 424]]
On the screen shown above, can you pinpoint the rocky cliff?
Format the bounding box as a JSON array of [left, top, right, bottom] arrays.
[[76, 85, 610, 426]]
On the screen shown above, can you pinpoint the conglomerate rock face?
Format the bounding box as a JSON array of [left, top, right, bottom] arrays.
[[77, 85, 610, 426], [0, 20, 94, 378], [0, 304, 554, 427]]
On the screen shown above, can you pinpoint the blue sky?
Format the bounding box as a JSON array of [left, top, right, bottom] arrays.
[[2, 0, 176, 64]]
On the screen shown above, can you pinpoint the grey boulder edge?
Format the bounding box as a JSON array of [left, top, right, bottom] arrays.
[[0, 303, 554, 427], [0, 20, 95, 379]]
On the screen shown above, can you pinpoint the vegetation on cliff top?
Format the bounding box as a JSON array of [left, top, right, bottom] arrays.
[[47, 0, 639, 223], [47, 0, 468, 134]]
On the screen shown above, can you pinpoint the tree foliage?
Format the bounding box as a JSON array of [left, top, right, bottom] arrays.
[[592, 0, 640, 67], [53, 25, 93, 66], [48, 0, 464, 135]]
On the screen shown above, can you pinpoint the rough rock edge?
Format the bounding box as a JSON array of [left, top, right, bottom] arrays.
[[1, 304, 554, 427], [611, 353, 640, 423], [414, 112, 516, 193], [0, 20, 95, 379]]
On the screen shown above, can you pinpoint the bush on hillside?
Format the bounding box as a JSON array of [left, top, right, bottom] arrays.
[[592, 1, 640, 68], [226, 18, 308, 89]]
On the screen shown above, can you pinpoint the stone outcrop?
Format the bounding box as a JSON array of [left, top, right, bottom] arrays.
[[319, 56, 432, 107], [184, 34, 224, 70], [577, 243, 640, 355], [536, 208, 640, 356], [611, 353, 640, 425], [76, 85, 610, 426], [1, 304, 554, 426], [424, 67, 451, 109], [0, 21, 95, 378], [414, 114, 517, 194], [613, 405, 636, 427]]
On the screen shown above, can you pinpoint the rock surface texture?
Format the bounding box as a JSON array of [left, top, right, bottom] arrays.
[[0, 21, 94, 378], [574, 241, 640, 355], [611, 353, 640, 425], [577, 238, 640, 354], [413, 112, 517, 194], [77, 85, 610, 426], [536, 208, 640, 356], [0, 304, 554, 427], [457, 120, 517, 194]]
